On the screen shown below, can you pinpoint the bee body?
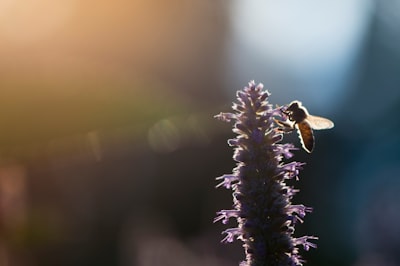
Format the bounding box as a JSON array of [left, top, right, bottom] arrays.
[[280, 101, 334, 153]]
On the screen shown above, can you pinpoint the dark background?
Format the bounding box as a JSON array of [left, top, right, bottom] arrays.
[[0, 1, 399, 265]]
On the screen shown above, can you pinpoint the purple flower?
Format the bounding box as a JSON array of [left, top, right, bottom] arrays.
[[214, 81, 317, 265]]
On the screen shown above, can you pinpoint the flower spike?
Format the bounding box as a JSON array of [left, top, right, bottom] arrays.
[[215, 81, 317, 265]]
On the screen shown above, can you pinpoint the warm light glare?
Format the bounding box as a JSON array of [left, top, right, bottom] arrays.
[[0, 0, 77, 43]]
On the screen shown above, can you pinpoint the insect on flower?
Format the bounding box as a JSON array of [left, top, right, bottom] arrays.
[[215, 83, 319, 265], [276, 101, 334, 153]]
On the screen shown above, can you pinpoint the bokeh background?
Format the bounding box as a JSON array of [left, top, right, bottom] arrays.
[[0, 0, 399, 265]]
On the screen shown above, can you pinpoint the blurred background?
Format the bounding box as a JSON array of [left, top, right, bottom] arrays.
[[0, 0, 399, 265]]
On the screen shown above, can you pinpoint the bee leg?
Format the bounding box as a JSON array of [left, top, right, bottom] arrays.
[[274, 119, 295, 133]]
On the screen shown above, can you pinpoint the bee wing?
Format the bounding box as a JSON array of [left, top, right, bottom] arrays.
[[296, 121, 314, 153], [306, 115, 334, 130]]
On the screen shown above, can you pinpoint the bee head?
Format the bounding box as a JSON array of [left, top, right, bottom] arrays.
[[283, 101, 308, 123], [286, 101, 302, 112]]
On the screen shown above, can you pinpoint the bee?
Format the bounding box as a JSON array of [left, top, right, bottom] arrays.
[[276, 101, 334, 153]]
